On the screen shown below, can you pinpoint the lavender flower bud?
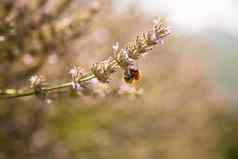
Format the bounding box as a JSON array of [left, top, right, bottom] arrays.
[[91, 57, 118, 83], [30, 75, 47, 101], [69, 66, 84, 93]]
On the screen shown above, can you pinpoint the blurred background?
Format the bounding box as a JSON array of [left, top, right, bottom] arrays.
[[0, 0, 238, 159]]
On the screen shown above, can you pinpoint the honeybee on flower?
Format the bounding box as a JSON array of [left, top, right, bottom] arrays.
[[123, 65, 141, 84]]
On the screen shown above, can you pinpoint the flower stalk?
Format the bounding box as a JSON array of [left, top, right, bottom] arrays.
[[0, 19, 171, 100]]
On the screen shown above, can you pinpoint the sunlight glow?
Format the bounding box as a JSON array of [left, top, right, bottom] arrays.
[[139, 0, 238, 34]]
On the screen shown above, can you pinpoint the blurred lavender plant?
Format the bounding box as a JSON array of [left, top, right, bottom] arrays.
[[0, 0, 100, 85]]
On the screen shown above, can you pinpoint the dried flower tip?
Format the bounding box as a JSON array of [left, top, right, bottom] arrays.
[[91, 57, 118, 83]]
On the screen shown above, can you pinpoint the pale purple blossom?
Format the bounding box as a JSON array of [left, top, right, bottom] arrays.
[[69, 66, 84, 93]]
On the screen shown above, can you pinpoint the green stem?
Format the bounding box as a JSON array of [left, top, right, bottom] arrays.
[[0, 74, 95, 99]]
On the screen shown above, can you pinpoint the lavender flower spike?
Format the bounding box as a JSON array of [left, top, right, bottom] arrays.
[[151, 18, 171, 45]]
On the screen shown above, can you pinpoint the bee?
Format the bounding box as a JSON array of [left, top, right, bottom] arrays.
[[123, 65, 141, 84]]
